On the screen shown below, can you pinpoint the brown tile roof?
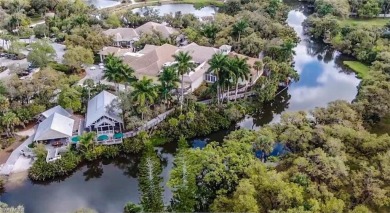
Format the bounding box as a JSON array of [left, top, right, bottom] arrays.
[[136, 22, 178, 39], [126, 44, 178, 77]]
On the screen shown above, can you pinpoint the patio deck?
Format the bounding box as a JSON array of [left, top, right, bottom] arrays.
[[44, 139, 69, 162], [96, 130, 123, 145]]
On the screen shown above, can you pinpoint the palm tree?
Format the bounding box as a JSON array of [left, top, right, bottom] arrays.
[[132, 76, 158, 120], [120, 64, 137, 90], [208, 53, 229, 104], [104, 54, 124, 92], [79, 132, 96, 154], [230, 56, 251, 101], [158, 66, 180, 107], [221, 60, 236, 102], [202, 23, 218, 45], [1, 112, 22, 137], [253, 61, 263, 75], [172, 52, 195, 111], [232, 20, 249, 44], [280, 39, 296, 61]]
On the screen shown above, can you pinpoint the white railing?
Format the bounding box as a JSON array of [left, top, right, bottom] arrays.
[[205, 74, 217, 83]]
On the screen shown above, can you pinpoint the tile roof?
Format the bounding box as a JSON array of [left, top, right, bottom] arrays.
[[126, 44, 178, 77], [103, 28, 139, 42], [178, 42, 218, 63], [136, 22, 178, 38]]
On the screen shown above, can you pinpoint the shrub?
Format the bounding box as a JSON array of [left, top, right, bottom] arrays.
[[101, 145, 120, 158], [29, 151, 82, 181], [157, 104, 243, 142], [122, 133, 147, 154], [49, 62, 72, 74]]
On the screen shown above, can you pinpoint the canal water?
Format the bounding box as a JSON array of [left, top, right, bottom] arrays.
[[84, 0, 121, 9], [0, 5, 360, 213], [132, 4, 217, 18]]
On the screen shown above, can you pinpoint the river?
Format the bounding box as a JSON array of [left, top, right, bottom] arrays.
[[0, 5, 360, 213]]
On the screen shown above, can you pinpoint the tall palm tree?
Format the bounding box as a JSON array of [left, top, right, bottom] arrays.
[[1, 112, 22, 137], [79, 132, 96, 153], [208, 53, 229, 104], [221, 59, 236, 102], [132, 76, 158, 120], [120, 64, 137, 90], [232, 20, 249, 44], [158, 66, 180, 107], [104, 54, 124, 92], [172, 51, 195, 111], [230, 56, 251, 101]]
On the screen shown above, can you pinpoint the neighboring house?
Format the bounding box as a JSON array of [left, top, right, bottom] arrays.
[[33, 112, 75, 162], [135, 22, 178, 39], [103, 22, 178, 48], [103, 28, 139, 48], [120, 42, 263, 92], [37, 105, 71, 122], [85, 90, 124, 145]]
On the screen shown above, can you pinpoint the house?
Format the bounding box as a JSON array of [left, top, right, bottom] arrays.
[[85, 91, 123, 145], [135, 22, 178, 39], [37, 105, 71, 122], [116, 42, 262, 93], [177, 43, 219, 92], [33, 112, 75, 162], [103, 22, 178, 48], [103, 28, 139, 47]]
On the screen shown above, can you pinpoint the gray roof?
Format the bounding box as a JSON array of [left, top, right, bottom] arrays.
[[34, 113, 74, 141], [41, 105, 71, 118], [136, 22, 178, 39], [178, 42, 218, 63], [85, 91, 123, 127], [103, 28, 139, 42]]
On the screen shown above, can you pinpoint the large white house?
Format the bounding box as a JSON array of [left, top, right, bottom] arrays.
[[85, 91, 124, 144]]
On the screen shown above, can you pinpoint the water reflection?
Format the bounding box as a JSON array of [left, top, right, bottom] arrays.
[[84, 0, 120, 9], [238, 10, 360, 128], [132, 4, 217, 18], [1, 151, 174, 213]]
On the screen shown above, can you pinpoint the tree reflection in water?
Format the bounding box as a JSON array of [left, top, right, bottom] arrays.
[[250, 88, 291, 128]]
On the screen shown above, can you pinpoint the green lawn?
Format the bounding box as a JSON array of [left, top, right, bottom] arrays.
[[339, 18, 389, 27], [343, 61, 370, 79]]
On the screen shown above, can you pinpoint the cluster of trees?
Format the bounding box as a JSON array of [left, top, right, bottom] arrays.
[[311, 0, 390, 18], [167, 100, 390, 212], [0, 68, 80, 137]]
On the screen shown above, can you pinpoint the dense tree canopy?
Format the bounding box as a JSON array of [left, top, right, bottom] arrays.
[[169, 100, 390, 212]]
